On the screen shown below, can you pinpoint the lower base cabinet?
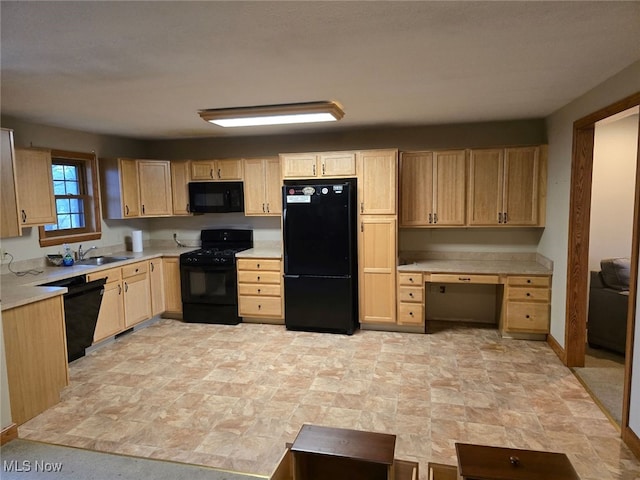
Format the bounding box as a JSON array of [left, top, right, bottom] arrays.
[[2, 296, 68, 425], [237, 258, 284, 322], [163, 257, 182, 316], [88, 267, 124, 343]]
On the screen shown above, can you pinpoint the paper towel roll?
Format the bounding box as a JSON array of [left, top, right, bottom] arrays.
[[132, 230, 143, 252]]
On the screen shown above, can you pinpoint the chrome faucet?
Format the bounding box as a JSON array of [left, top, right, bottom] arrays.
[[78, 245, 98, 260]]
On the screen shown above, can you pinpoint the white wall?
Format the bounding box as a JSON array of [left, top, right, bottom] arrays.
[[539, 60, 640, 346], [589, 113, 639, 272]]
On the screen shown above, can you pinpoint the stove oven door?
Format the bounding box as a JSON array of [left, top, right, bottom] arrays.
[[180, 264, 238, 306]]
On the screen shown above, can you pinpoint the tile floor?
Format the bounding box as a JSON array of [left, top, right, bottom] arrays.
[[19, 319, 640, 480]]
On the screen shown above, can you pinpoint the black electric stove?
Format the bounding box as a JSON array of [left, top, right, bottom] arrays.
[[180, 229, 253, 324]]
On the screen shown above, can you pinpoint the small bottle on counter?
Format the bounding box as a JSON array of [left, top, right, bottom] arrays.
[[62, 244, 74, 266]]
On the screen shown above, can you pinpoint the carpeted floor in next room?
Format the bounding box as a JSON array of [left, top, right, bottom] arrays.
[[15, 319, 640, 480]]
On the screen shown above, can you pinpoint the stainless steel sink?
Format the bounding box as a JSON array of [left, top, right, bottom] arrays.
[[75, 256, 132, 266]]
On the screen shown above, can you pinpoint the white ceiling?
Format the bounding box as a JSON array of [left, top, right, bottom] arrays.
[[2, 1, 639, 140]]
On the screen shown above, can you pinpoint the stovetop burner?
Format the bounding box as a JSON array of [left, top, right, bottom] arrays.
[[180, 228, 253, 266]]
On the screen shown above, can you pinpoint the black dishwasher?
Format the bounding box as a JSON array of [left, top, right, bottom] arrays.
[[42, 275, 107, 362]]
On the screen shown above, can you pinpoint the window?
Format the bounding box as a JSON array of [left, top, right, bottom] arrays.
[[39, 149, 102, 247]]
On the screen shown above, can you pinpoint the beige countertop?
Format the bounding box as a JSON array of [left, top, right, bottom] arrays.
[[398, 258, 552, 276], [236, 241, 282, 259], [1, 246, 196, 311]]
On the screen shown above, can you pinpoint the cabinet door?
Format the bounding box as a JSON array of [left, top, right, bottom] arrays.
[[399, 151, 433, 226], [281, 153, 318, 178], [138, 160, 172, 216], [359, 216, 397, 324], [320, 152, 356, 177], [191, 160, 216, 180], [357, 150, 397, 215], [120, 158, 140, 217], [149, 259, 165, 316], [123, 273, 151, 327], [163, 257, 182, 315], [1, 129, 20, 238], [93, 281, 124, 342], [243, 159, 268, 215], [171, 160, 191, 215], [216, 159, 243, 180], [503, 146, 539, 225], [433, 150, 466, 226], [14, 148, 56, 227], [467, 149, 503, 225], [264, 157, 282, 215]]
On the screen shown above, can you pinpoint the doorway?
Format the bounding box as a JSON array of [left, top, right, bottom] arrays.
[[565, 92, 640, 443]]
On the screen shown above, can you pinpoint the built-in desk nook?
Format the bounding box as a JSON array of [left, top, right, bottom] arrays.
[[396, 254, 553, 338]]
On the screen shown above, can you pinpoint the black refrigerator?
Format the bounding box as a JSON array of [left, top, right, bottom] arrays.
[[282, 179, 358, 334]]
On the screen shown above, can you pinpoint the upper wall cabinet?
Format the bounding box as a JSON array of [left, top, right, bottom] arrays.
[[191, 158, 243, 181], [400, 150, 466, 227], [243, 157, 282, 216], [1, 129, 21, 238], [170, 160, 191, 216], [357, 149, 398, 215], [14, 147, 57, 228], [467, 146, 546, 226], [280, 151, 357, 179], [100, 158, 173, 219]]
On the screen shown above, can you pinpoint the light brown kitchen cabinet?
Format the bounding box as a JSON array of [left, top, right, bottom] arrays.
[[88, 267, 125, 343], [163, 257, 182, 316], [2, 295, 68, 425], [1, 129, 21, 238], [122, 261, 151, 328], [171, 160, 191, 215], [397, 272, 425, 327], [190, 158, 243, 181], [149, 259, 165, 316], [99, 158, 139, 218], [400, 150, 466, 227], [14, 148, 56, 227], [237, 258, 284, 322], [243, 157, 282, 215], [359, 215, 397, 325], [501, 275, 551, 335], [280, 151, 357, 179], [138, 160, 173, 216], [357, 149, 398, 215], [468, 146, 544, 226]]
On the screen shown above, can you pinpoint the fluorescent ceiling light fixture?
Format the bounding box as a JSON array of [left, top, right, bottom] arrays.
[[199, 101, 344, 128]]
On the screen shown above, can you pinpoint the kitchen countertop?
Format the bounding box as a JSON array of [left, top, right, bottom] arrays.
[[398, 258, 552, 276], [0, 246, 196, 311], [236, 241, 282, 259]]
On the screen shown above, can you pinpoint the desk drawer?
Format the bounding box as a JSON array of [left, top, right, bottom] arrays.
[[238, 284, 281, 297], [398, 286, 423, 303], [505, 302, 549, 332], [398, 303, 424, 325], [238, 271, 281, 284], [430, 274, 500, 285], [398, 273, 423, 286], [237, 258, 281, 271], [238, 296, 282, 317], [508, 287, 550, 302], [508, 275, 550, 287]]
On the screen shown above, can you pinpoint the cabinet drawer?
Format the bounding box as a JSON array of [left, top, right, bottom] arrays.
[[238, 284, 281, 297], [505, 302, 549, 332], [398, 273, 423, 286], [238, 296, 282, 317], [508, 286, 550, 302], [87, 267, 122, 284], [508, 275, 550, 287], [430, 273, 500, 284], [237, 258, 281, 271], [122, 262, 148, 278], [398, 286, 424, 303], [398, 303, 424, 325], [237, 271, 281, 284]]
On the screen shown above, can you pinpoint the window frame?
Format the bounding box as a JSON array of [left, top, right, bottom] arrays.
[[38, 149, 102, 247]]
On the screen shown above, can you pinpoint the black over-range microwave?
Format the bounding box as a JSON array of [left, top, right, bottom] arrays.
[[188, 181, 244, 213]]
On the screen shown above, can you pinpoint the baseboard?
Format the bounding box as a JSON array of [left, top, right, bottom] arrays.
[[622, 426, 640, 460], [547, 333, 567, 365], [1, 423, 18, 445]]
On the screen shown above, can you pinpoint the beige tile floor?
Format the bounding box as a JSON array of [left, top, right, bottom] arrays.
[[19, 319, 640, 480]]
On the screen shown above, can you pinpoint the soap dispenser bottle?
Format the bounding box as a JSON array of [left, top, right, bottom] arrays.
[[62, 244, 74, 266]]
